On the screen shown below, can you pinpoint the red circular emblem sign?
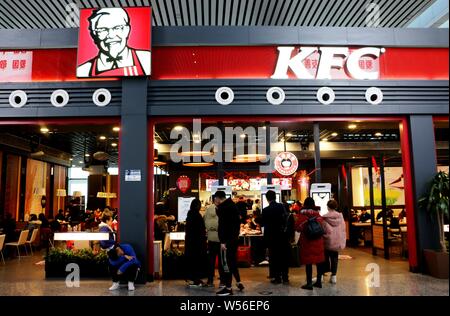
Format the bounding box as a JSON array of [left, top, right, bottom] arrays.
[[274, 152, 298, 176], [176, 176, 191, 193]]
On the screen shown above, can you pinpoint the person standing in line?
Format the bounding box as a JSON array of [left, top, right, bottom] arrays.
[[185, 198, 208, 287], [322, 199, 346, 284], [214, 191, 244, 296], [295, 197, 326, 290], [261, 190, 291, 284], [204, 195, 225, 287]]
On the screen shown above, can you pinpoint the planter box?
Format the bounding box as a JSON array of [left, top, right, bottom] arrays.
[[162, 255, 186, 280], [45, 261, 110, 278], [423, 249, 449, 279]]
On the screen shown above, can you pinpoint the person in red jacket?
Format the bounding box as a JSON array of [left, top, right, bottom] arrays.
[[295, 197, 325, 290]]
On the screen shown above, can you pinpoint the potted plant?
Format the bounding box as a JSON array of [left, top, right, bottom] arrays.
[[418, 171, 449, 279]]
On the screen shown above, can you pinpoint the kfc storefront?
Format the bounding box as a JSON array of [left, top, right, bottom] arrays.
[[0, 6, 448, 282]]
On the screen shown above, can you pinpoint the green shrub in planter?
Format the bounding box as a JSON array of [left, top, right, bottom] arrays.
[[45, 248, 110, 278]]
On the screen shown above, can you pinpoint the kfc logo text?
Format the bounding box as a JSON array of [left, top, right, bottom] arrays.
[[271, 46, 384, 80]]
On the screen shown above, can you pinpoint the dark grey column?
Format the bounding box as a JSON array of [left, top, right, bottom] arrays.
[[119, 78, 149, 283], [265, 121, 272, 185], [313, 123, 321, 183], [409, 115, 440, 271]]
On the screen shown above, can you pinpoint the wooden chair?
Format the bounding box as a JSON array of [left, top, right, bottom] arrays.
[[0, 234, 5, 264], [5, 230, 29, 260], [26, 228, 39, 255]]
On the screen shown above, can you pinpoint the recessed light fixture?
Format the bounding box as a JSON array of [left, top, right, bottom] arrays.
[[99, 135, 106, 140], [40, 127, 49, 133], [375, 132, 383, 137], [178, 151, 213, 157], [69, 158, 73, 161], [348, 124, 357, 129], [113, 127, 120, 132], [331, 132, 338, 137], [192, 134, 201, 143], [183, 162, 214, 167], [111, 143, 118, 147], [233, 154, 266, 162], [85, 154, 90, 157]]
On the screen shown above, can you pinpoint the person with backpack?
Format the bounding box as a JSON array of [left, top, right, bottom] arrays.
[[295, 197, 326, 290], [261, 190, 292, 284], [322, 199, 346, 284]]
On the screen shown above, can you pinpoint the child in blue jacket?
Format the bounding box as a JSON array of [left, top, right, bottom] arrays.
[[108, 243, 141, 291]]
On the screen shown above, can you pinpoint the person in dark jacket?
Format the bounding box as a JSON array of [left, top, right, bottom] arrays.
[[261, 190, 291, 284], [108, 243, 141, 291], [295, 197, 326, 290], [236, 196, 249, 225], [55, 209, 65, 222], [359, 208, 371, 222], [99, 210, 116, 251], [185, 198, 208, 287], [38, 213, 50, 228], [214, 190, 243, 296]]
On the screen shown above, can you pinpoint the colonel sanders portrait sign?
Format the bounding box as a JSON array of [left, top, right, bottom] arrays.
[[77, 7, 151, 78]]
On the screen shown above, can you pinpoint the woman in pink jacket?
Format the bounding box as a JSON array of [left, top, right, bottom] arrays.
[[322, 200, 346, 284]]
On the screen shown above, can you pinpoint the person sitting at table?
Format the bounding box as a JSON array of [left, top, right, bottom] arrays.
[[376, 208, 394, 222], [359, 208, 371, 222], [108, 243, 141, 291], [39, 213, 50, 229], [398, 208, 407, 221], [55, 209, 65, 222]]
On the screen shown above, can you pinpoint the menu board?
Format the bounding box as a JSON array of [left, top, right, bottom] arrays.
[[207, 178, 292, 191], [178, 197, 195, 222], [206, 179, 228, 191]]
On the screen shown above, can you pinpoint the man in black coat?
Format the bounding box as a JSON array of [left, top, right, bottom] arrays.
[[214, 191, 243, 296], [261, 190, 291, 284]]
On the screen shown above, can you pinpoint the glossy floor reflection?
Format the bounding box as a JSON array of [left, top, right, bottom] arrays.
[[0, 248, 447, 296]]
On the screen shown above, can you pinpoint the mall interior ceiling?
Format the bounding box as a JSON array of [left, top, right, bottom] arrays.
[[0, 0, 436, 29]]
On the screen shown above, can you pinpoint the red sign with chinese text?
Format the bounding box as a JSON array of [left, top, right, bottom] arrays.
[[0, 51, 32, 82]]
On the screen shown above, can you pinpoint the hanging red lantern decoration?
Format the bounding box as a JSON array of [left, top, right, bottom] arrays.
[[176, 175, 191, 193]]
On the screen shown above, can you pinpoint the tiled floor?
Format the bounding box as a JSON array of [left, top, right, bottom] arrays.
[[0, 248, 447, 296]]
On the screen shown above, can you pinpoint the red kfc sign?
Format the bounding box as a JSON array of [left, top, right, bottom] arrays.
[[76, 7, 151, 78], [177, 176, 191, 194]]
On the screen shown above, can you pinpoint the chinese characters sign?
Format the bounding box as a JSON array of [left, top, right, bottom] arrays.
[[77, 7, 151, 78], [0, 51, 33, 82]]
